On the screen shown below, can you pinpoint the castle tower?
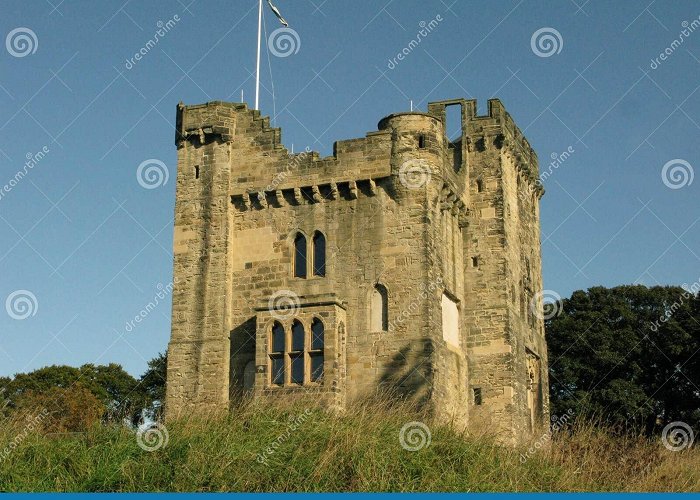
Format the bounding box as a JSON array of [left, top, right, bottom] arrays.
[[166, 98, 548, 441]]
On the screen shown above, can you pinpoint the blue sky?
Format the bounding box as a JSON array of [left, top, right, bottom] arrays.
[[0, 0, 698, 378]]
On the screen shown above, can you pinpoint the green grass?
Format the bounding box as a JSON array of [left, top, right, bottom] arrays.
[[0, 400, 697, 492]]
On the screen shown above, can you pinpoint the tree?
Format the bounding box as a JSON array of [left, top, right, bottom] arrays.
[[2, 363, 144, 423], [15, 383, 104, 433], [546, 285, 700, 433], [139, 352, 167, 419]]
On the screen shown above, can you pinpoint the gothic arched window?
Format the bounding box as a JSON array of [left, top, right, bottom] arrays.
[[371, 284, 389, 332], [290, 320, 305, 384], [293, 232, 307, 278], [310, 317, 324, 382], [312, 231, 326, 277], [270, 322, 285, 385]]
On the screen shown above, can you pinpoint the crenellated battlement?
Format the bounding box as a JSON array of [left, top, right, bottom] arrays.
[[427, 99, 542, 198]]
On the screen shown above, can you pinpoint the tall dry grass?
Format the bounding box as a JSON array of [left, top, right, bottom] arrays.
[[0, 398, 696, 492]]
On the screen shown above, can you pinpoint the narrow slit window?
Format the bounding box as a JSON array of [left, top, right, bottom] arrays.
[[194, 165, 200, 179], [371, 284, 389, 332], [293, 233, 307, 278], [473, 387, 483, 405], [312, 231, 326, 277], [418, 134, 426, 148], [476, 179, 483, 192], [472, 256, 479, 268]]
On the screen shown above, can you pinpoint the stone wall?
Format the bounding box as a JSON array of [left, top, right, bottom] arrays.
[[166, 98, 548, 441]]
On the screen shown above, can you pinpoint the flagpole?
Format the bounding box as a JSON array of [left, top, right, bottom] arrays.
[[255, 0, 263, 110]]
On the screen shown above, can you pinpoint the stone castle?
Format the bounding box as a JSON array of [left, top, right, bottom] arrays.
[[166, 97, 549, 441]]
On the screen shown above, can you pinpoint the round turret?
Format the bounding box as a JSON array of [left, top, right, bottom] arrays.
[[378, 112, 445, 199]]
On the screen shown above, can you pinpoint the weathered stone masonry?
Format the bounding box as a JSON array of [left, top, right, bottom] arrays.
[[166, 97, 549, 441]]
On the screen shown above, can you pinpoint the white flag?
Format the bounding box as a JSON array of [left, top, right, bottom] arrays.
[[266, 0, 289, 27]]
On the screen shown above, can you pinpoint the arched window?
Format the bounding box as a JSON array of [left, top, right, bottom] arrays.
[[270, 322, 285, 385], [290, 320, 305, 384], [310, 318, 324, 382], [291, 320, 305, 351], [293, 233, 307, 278], [371, 284, 389, 332], [311, 317, 324, 350], [312, 231, 326, 277]]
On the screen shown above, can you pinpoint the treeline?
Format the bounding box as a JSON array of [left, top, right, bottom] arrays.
[[547, 285, 700, 433], [1, 285, 698, 435], [0, 354, 166, 432]]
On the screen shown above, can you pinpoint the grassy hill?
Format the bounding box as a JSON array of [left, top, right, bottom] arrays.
[[0, 400, 697, 492]]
